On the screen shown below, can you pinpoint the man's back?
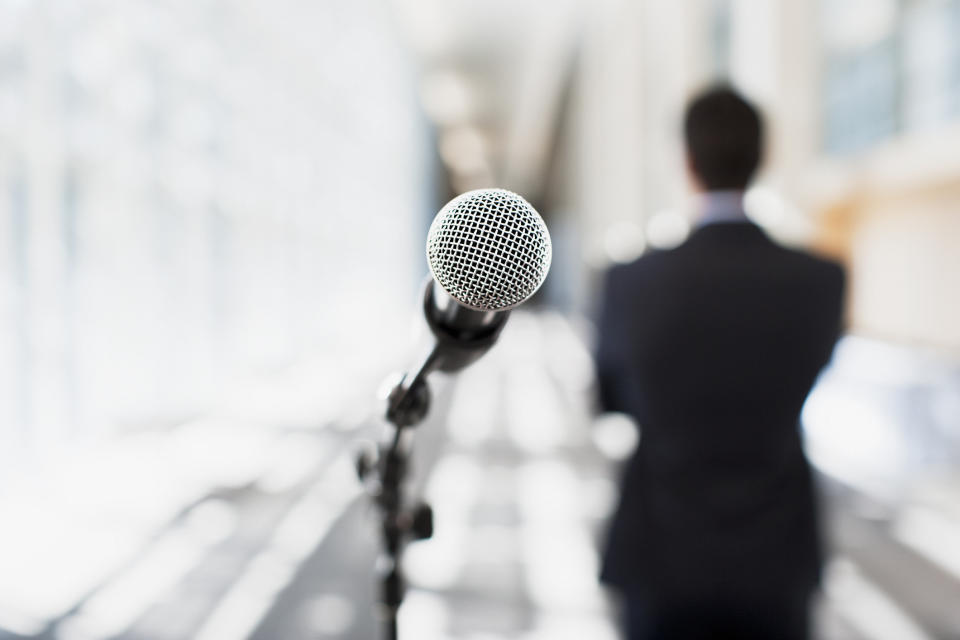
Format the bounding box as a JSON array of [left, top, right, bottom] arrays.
[[597, 221, 845, 598]]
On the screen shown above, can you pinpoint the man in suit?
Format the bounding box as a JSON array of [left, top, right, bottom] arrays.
[[595, 87, 845, 640]]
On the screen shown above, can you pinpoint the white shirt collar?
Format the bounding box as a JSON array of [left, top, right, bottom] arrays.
[[697, 190, 749, 228]]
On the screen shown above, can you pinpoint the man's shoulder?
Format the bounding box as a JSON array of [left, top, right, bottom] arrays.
[[601, 244, 700, 303], [605, 247, 676, 280], [779, 245, 846, 284], [602, 254, 653, 295]]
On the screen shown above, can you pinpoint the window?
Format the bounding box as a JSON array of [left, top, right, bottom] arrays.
[[821, 0, 960, 154]]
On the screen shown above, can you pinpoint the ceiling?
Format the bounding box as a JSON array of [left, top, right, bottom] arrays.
[[388, 0, 586, 198]]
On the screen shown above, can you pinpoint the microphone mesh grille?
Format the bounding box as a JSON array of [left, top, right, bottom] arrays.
[[426, 188, 552, 311]]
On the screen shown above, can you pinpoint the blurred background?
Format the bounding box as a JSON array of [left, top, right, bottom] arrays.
[[0, 0, 959, 638]]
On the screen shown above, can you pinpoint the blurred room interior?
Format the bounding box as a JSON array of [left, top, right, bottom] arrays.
[[0, 0, 958, 638]]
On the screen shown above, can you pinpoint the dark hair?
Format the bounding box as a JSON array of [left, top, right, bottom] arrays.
[[683, 86, 763, 190]]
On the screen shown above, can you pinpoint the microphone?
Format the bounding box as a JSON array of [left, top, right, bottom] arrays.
[[360, 189, 550, 636], [421, 188, 552, 372], [386, 188, 551, 426]]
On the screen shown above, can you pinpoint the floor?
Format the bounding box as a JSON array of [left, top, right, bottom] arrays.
[[0, 313, 958, 640]]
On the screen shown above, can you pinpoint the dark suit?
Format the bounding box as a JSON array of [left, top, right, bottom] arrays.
[[595, 219, 845, 639]]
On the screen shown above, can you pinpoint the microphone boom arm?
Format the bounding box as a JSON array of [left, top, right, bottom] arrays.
[[363, 279, 508, 640]]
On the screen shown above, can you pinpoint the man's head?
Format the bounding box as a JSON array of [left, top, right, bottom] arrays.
[[683, 86, 763, 191]]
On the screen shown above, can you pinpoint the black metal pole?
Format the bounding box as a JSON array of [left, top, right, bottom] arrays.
[[360, 280, 504, 639], [359, 348, 437, 640], [378, 425, 407, 640]]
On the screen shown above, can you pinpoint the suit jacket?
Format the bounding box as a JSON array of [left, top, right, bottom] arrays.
[[595, 220, 845, 599]]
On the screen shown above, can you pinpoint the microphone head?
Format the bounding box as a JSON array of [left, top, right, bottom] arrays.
[[426, 188, 552, 312]]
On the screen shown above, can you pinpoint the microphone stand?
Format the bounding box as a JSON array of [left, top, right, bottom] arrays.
[[357, 347, 437, 640], [356, 281, 509, 640]]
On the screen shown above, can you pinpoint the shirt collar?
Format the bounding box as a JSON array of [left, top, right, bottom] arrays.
[[696, 190, 749, 228]]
